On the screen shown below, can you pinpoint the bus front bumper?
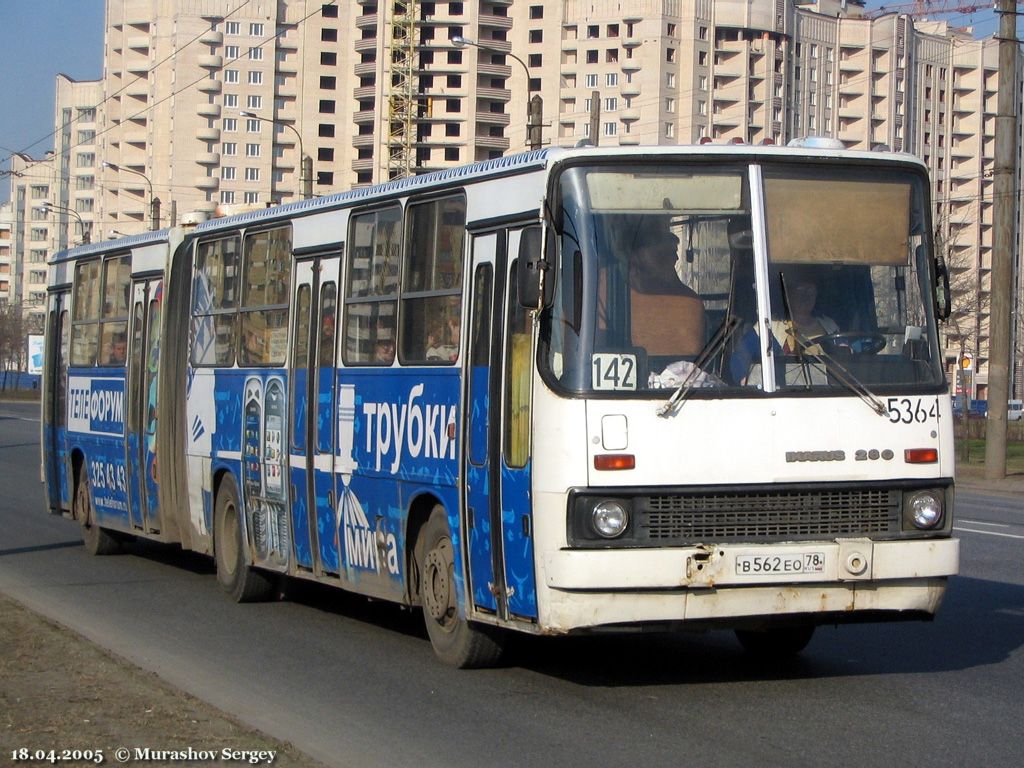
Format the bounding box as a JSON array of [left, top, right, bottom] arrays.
[[540, 538, 958, 632]]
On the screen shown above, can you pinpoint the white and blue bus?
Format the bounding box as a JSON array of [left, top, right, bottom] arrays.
[[42, 144, 959, 667]]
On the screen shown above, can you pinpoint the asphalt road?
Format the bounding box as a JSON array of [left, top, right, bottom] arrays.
[[2, 400, 1022, 767]]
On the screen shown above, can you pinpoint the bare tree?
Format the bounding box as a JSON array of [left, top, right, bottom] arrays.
[[0, 302, 28, 379]]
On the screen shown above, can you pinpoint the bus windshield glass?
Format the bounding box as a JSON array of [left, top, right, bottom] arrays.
[[543, 161, 945, 396]]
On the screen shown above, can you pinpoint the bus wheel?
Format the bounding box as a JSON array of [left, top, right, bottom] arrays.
[[214, 475, 274, 603], [74, 466, 120, 556], [417, 506, 504, 668], [735, 625, 815, 658]]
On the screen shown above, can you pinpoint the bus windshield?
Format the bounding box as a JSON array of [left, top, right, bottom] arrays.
[[542, 161, 945, 396]]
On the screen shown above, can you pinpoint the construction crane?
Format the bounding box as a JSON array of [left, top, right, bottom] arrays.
[[867, 2, 988, 19], [385, 0, 418, 180]]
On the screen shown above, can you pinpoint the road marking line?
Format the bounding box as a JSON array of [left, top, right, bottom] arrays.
[[958, 519, 1010, 528], [953, 526, 1024, 540]]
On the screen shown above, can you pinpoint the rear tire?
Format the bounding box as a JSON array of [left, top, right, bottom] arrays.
[[74, 466, 120, 556], [735, 625, 815, 658], [214, 475, 274, 603], [417, 506, 504, 668]]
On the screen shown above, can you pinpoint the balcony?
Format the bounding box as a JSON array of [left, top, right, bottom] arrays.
[[353, 85, 376, 100], [196, 152, 221, 165], [198, 54, 223, 69], [355, 13, 378, 29], [124, 130, 148, 146], [197, 79, 222, 94], [619, 135, 640, 146], [199, 30, 223, 46], [475, 134, 510, 151], [352, 133, 375, 148], [127, 60, 149, 76], [623, 34, 641, 48], [197, 103, 222, 118], [478, 13, 513, 30], [354, 62, 378, 77], [621, 83, 640, 97], [476, 111, 511, 126], [127, 35, 150, 50], [195, 176, 218, 191], [354, 109, 376, 124], [354, 37, 377, 54], [352, 157, 375, 172], [621, 109, 641, 122], [621, 60, 641, 73], [476, 87, 510, 101], [197, 127, 221, 142], [478, 62, 512, 79]]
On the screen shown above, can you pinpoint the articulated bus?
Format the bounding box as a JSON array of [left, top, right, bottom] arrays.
[[42, 144, 959, 667]]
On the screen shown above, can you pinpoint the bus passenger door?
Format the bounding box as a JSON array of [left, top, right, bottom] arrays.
[[43, 295, 70, 513], [464, 227, 539, 622], [288, 256, 340, 575], [125, 279, 162, 533]]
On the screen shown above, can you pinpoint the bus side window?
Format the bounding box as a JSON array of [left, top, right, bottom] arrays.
[[400, 195, 465, 365], [71, 260, 102, 366], [191, 236, 240, 367], [344, 206, 401, 365], [99, 255, 131, 366]]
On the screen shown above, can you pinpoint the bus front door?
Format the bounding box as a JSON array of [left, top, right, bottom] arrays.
[[125, 279, 162, 533], [465, 228, 538, 622], [288, 256, 340, 575]]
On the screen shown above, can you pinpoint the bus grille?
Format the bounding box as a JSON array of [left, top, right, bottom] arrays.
[[638, 488, 901, 543]]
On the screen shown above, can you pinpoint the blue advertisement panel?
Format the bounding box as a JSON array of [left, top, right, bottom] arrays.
[[66, 373, 130, 527]]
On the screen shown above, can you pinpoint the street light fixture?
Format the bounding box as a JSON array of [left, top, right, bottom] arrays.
[[452, 34, 542, 150], [101, 161, 161, 231], [240, 110, 313, 200], [37, 201, 90, 245]]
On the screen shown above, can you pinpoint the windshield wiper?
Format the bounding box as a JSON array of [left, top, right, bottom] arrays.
[[657, 315, 740, 417], [788, 331, 889, 417], [776, 270, 886, 416]]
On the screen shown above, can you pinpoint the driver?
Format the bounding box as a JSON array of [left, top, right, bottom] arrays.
[[728, 266, 838, 384], [770, 269, 838, 354]]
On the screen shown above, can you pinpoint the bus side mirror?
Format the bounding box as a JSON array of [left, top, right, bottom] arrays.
[[517, 229, 556, 310]]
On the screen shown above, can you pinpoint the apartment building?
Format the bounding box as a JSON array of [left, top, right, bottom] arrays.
[[2, 153, 56, 334], [20, 0, 1016, 395], [52, 74, 102, 251]]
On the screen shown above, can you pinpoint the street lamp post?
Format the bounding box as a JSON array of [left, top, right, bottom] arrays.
[[240, 111, 313, 200], [101, 161, 160, 231], [452, 34, 542, 151], [37, 202, 90, 245]]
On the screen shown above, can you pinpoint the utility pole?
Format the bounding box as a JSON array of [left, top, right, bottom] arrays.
[[985, 0, 1018, 480], [589, 90, 601, 146]]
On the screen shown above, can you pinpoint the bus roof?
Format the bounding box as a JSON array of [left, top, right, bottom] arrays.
[[50, 142, 927, 256], [50, 227, 174, 265], [193, 142, 926, 236]]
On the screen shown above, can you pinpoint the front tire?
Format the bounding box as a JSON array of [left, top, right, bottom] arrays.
[[74, 466, 120, 556], [417, 506, 504, 668], [214, 475, 274, 603], [735, 625, 815, 658]]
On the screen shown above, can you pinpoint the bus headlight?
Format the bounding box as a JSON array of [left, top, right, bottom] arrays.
[[906, 490, 944, 530], [592, 500, 629, 538]]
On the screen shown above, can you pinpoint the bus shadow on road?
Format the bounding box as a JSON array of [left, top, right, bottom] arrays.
[[505, 575, 1024, 685]]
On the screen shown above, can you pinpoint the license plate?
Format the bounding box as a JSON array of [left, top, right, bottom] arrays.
[[735, 552, 826, 576]]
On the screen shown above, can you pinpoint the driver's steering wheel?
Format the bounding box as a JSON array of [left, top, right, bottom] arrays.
[[815, 332, 887, 356]]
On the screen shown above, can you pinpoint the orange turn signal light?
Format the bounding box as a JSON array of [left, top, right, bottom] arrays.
[[905, 448, 938, 464], [594, 454, 636, 471]]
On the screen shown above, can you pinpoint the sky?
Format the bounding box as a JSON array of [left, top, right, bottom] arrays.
[[0, 1, 1002, 202]]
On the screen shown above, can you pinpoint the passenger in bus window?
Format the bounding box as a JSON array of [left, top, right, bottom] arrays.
[[426, 302, 460, 362], [105, 332, 128, 366], [628, 221, 706, 357], [375, 336, 395, 364]]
